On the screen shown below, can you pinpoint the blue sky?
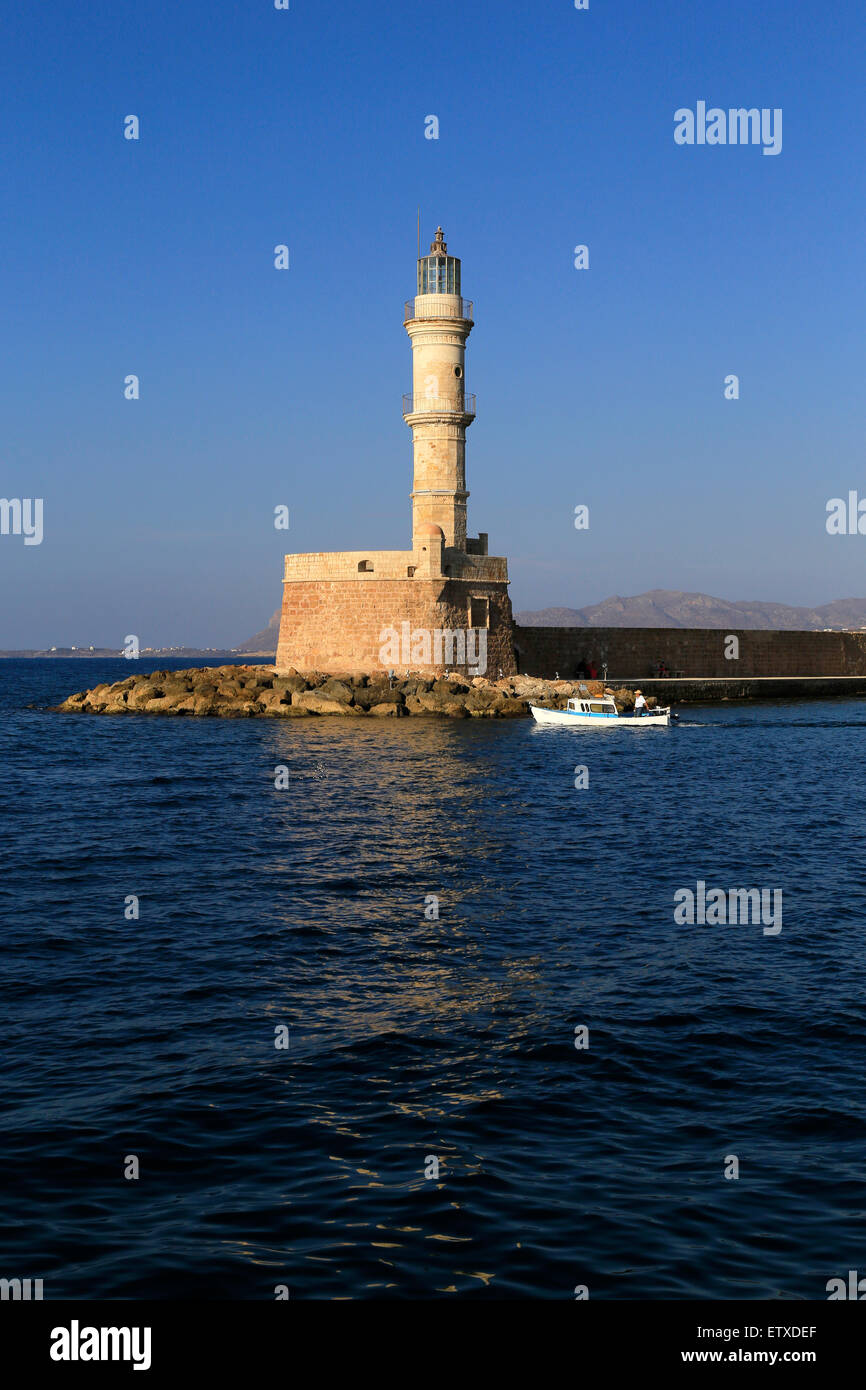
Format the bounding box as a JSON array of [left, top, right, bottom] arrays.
[[2, 0, 865, 647]]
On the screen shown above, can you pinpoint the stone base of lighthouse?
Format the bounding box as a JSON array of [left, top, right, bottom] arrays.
[[275, 534, 516, 677]]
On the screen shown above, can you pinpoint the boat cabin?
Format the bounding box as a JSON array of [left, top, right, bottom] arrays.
[[566, 696, 619, 719]]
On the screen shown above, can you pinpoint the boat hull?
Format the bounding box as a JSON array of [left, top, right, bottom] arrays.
[[530, 705, 671, 727]]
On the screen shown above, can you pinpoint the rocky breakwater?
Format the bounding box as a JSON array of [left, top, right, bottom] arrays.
[[54, 666, 648, 719]]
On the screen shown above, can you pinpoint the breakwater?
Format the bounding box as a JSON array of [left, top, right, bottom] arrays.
[[54, 666, 646, 719]]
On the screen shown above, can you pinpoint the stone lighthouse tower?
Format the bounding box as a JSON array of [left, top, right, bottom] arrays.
[[275, 226, 516, 676], [403, 227, 474, 550]]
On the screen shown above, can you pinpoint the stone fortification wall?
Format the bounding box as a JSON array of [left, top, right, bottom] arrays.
[[512, 626, 866, 679], [276, 576, 516, 675]]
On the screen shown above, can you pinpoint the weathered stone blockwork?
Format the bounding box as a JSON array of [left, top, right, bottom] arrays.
[[276, 576, 515, 675], [513, 625, 866, 679]]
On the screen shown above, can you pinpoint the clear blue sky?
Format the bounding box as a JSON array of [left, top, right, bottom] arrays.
[[2, 0, 864, 647]]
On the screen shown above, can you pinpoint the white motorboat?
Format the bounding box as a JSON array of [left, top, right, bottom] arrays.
[[530, 693, 672, 727]]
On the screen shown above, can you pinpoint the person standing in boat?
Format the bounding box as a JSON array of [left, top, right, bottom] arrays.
[[634, 689, 649, 716]]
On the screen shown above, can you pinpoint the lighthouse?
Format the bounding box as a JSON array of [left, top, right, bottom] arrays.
[[403, 227, 475, 551], [275, 226, 516, 676]]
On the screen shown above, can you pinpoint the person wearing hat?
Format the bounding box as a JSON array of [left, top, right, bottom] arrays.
[[634, 689, 649, 716]]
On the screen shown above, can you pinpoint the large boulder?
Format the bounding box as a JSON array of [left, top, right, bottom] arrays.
[[151, 690, 191, 711], [94, 686, 130, 713], [466, 686, 506, 716], [497, 697, 530, 718], [354, 681, 401, 710], [293, 690, 354, 715], [317, 678, 354, 703], [257, 691, 312, 716], [507, 676, 552, 700], [239, 674, 272, 693], [432, 677, 470, 696], [168, 695, 198, 714], [417, 690, 468, 717], [256, 690, 291, 714], [272, 674, 307, 695], [126, 681, 161, 709], [219, 700, 259, 717], [609, 686, 635, 711], [399, 677, 434, 697]]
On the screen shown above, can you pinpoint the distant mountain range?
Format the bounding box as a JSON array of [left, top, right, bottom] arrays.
[[236, 608, 281, 652], [514, 590, 866, 630], [233, 592, 866, 657]]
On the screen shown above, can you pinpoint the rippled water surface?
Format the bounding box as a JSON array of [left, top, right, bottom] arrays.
[[2, 659, 865, 1299]]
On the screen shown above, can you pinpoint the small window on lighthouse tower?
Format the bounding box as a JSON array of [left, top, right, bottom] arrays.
[[453, 365, 463, 379], [358, 559, 374, 572]]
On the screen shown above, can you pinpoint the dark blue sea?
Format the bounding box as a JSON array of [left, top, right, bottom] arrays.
[[2, 658, 865, 1300]]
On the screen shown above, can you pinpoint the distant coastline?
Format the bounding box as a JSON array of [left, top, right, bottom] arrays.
[[12, 588, 866, 659], [0, 649, 275, 660]]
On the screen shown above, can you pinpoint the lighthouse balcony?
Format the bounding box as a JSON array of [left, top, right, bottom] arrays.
[[404, 296, 474, 325], [402, 392, 476, 420]]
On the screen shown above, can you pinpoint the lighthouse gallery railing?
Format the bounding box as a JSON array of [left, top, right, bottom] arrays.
[[402, 393, 476, 418], [404, 297, 474, 323]]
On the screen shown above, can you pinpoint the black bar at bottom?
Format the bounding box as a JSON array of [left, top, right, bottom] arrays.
[[1, 1299, 862, 1376]]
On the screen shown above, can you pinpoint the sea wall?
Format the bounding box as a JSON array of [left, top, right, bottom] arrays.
[[513, 626, 866, 680]]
